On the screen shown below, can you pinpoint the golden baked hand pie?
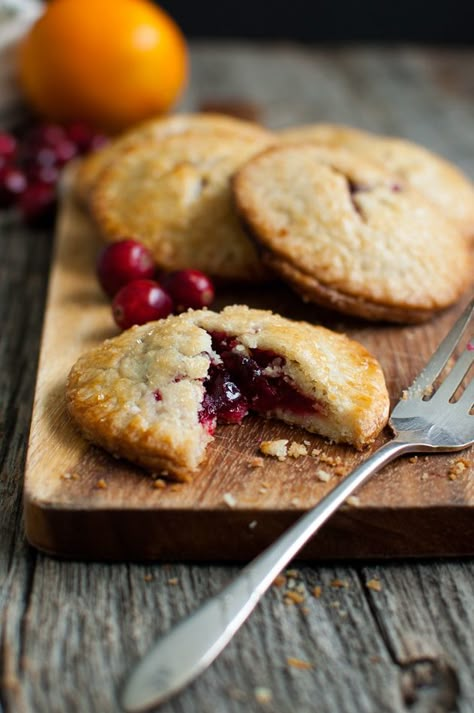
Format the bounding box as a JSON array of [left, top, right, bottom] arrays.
[[66, 306, 389, 480], [279, 123, 474, 239], [90, 128, 275, 281], [233, 144, 473, 322], [76, 112, 274, 206]]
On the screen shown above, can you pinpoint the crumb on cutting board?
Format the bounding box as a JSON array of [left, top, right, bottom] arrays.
[[288, 441, 308, 458], [259, 439, 288, 460], [316, 469, 332, 483], [247, 456, 264, 468]]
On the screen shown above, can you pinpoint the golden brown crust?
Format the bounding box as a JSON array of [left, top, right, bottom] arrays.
[[75, 112, 274, 206], [279, 123, 474, 238], [261, 252, 438, 323], [66, 306, 390, 479], [233, 143, 473, 322], [90, 128, 275, 281]]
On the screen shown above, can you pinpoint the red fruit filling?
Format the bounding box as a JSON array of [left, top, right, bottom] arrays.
[[198, 332, 322, 432]]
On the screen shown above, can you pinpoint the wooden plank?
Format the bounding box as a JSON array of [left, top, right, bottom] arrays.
[[23, 169, 474, 560]]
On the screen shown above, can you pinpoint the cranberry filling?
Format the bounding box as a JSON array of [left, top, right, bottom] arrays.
[[198, 332, 321, 429]]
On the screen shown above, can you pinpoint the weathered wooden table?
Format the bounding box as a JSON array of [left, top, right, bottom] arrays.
[[1, 44, 474, 713]]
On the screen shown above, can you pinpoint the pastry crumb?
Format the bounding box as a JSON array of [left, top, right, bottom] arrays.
[[320, 453, 342, 466], [346, 495, 360, 507], [311, 448, 322, 457], [285, 568, 300, 578], [284, 590, 305, 605], [259, 439, 288, 460], [366, 578, 382, 592], [254, 687, 272, 704], [409, 456, 418, 464], [96, 479, 107, 489], [421, 472, 429, 481], [316, 469, 332, 483], [223, 492, 237, 508], [247, 456, 264, 468], [288, 441, 308, 458], [153, 478, 166, 489], [273, 574, 286, 588], [287, 657, 313, 670], [330, 578, 349, 589], [62, 472, 72, 480], [290, 497, 300, 506], [168, 577, 179, 585], [448, 457, 470, 480], [312, 585, 322, 598]]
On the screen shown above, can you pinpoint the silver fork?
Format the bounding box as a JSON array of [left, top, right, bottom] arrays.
[[122, 298, 474, 713]]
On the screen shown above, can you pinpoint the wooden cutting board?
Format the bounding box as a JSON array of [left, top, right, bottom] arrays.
[[24, 191, 474, 561]]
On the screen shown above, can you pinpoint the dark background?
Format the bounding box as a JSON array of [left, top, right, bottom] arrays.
[[158, 0, 474, 43]]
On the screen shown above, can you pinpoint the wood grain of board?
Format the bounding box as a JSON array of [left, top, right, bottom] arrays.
[[24, 183, 474, 561]]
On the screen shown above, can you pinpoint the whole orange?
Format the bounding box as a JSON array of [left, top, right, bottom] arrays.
[[18, 0, 188, 133]]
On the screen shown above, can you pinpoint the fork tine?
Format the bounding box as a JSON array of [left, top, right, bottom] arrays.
[[430, 339, 474, 402], [458, 372, 474, 409], [405, 298, 474, 399]]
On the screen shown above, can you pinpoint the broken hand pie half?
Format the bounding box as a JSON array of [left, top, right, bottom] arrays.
[[67, 306, 389, 480]]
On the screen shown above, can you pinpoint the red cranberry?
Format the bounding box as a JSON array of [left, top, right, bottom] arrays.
[[0, 166, 27, 208], [64, 121, 96, 152], [97, 239, 156, 297], [163, 269, 215, 311], [31, 146, 57, 168], [18, 181, 56, 226], [112, 279, 173, 330], [25, 123, 67, 147], [52, 139, 78, 166], [26, 164, 60, 186], [90, 133, 109, 151], [0, 132, 17, 161]]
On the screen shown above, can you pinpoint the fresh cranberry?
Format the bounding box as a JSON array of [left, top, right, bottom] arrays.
[[112, 279, 173, 330], [97, 239, 156, 297], [52, 139, 78, 166], [64, 121, 96, 152], [0, 167, 27, 208], [29, 146, 57, 168], [26, 164, 60, 186], [18, 181, 56, 226], [25, 123, 67, 148], [163, 269, 215, 312], [0, 132, 17, 161], [90, 133, 109, 151]]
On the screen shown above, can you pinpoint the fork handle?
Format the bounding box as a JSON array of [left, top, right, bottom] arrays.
[[122, 438, 414, 712]]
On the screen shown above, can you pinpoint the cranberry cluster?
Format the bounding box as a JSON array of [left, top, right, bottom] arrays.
[[96, 239, 215, 329], [0, 122, 106, 225]]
